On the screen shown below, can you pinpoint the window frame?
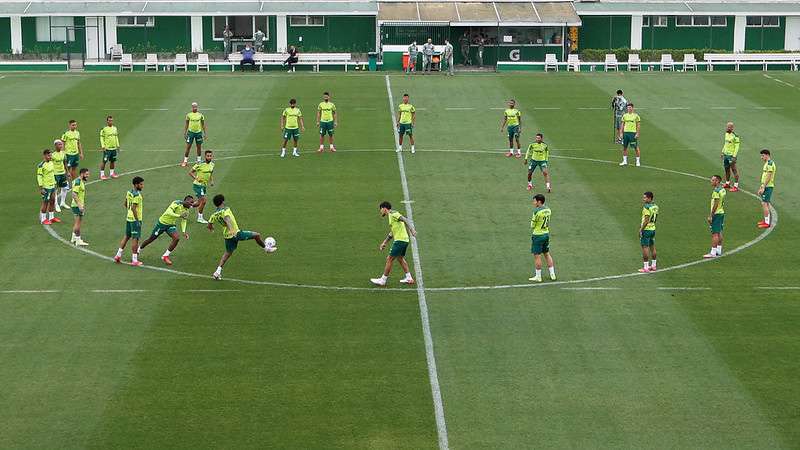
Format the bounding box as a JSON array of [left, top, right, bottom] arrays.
[[212, 16, 270, 41], [289, 15, 325, 27], [36, 16, 76, 42], [642, 16, 650, 27], [675, 16, 693, 27], [746, 16, 762, 27], [711, 16, 727, 27], [652, 16, 668, 27], [117, 16, 156, 27], [762, 16, 780, 27], [692, 15, 710, 26]]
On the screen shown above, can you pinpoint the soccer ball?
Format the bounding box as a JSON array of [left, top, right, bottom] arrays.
[[265, 237, 276, 249]]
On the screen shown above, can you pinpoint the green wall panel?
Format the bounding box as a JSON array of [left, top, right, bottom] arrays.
[[117, 16, 190, 52], [202, 16, 276, 54], [22, 16, 85, 53], [288, 16, 375, 53], [0, 18, 11, 53], [578, 16, 631, 50], [642, 16, 734, 50], [745, 18, 785, 50]]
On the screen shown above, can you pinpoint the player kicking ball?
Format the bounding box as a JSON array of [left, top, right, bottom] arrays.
[[638, 191, 658, 273], [524, 133, 551, 192], [138, 195, 195, 266], [370, 201, 416, 286], [207, 194, 276, 280], [529, 194, 556, 282]]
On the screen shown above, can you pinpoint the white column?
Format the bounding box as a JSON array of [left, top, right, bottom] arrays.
[[190, 16, 204, 52], [104, 16, 118, 55], [630, 15, 643, 50], [733, 15, 746, 52], [276, 15, 287, 52], [785, 16, 800, 51], [10, 16, 22, 54]]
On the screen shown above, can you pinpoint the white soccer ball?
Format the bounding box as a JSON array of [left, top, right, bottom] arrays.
[[265, 237, 276, 248]]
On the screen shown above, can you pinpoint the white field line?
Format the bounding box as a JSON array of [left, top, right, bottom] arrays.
[[763, 73, 796, 88], [533, 107, 560, 110], [578, 107, 605, 110], [385, 75, 449, 450], [662, 107, 690, 110], [754, 287, 800, 290], [445, 107, 475, 110], [12, 108, 38, 111], [59, 108, 86, 111], [90, 289, 148, 293], [0, 290, 60, 293], [656, 287, 712, 291], [143, 108, 168, 111], [233, 107, 259, 111], [711, 106, 736, 110], [754, 106, 783, 110], [562, 287, 620, 290]]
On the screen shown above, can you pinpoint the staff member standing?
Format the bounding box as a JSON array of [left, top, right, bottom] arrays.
[[422, 38, 435, 73], [222, 25, 233, 59], [406, 41, 418, 74], [459, 31, 471, 65], [442, 39, 454, 76]]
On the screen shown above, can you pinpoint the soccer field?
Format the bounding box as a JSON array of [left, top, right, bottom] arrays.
[[1, 71, 799, 449]]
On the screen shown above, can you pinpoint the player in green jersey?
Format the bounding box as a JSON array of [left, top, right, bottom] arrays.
[[757, 149, 776, 229], [371, 201, 417, 286], [704, 175, 726, 259], [280, 98, 304, 158], [397, 94, 416, 154], [721, 122, 741, 192], [500, 99, 522, 158], [114, 176, 144, 266], [207, 194, 275, 280], [62, 119, 83, 181], [638, 191, 658, 273], [524, 133, 551, 192], [189, 150, 215, 223], [138, 195, 196, 266], [70, 168, 89, 246], [316, 92, 338, 153], [529, 194, 556, 282], [618, 103, 641, 167], [99, 115, 120, 180], [182, 102, 207, 167], [51, 139, 69, 213], [36, 148, 58, 225]]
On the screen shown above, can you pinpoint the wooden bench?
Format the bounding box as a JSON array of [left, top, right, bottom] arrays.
[[704, 53, 800, 71]]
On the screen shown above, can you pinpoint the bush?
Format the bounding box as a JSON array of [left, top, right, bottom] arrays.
[[580, 48, 733, 62]]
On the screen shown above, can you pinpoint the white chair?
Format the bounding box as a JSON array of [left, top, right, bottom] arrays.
[[110, 44, 123, 61], [566, 54, 580, 72], [144, 53, 158, 72], [173, 53, 188, 71], [604, 54, 618, 71], [627, 53, 641, 71], [682, 53, 697, 71], [544, 53, 558, 72], [119, 53, 133, 72], [196, 53, 210, 71], [660, 53, 674, 71], [228, 53, 243, 71]]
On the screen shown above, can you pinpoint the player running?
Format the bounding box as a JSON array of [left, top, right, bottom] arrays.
[[51, 139, 68, 212], [611, 89, 628, 144], [524, 133, 551, 192], [500, 99, 522, 157], [618, 103, 641, 167], [70, 168, 89, 246], [757, 149, 776, 229], [529, 194, 556, 282], [638, 191, 658, 273], [62, 119, 83, 181], [207, 194, 276, 280], [138, 196, 195, 266], [189, 150, 214, 223], [721, 122, 740, 192], [99, 115, 120, 180], [114, 176, 144, 266], [704, 175, 726, 259], [182, 102, 207, 167], [370, 201, 417, 286], [280, 98, 304, 158], [397, 94, 416, 154], [317, 92, 338, 153], [36, 148, 58, 225]]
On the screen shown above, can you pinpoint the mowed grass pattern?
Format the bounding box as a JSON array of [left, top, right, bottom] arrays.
[[0, 71, 798, 449]]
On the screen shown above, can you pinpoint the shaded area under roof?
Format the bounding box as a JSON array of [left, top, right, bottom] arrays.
[[378, 1, 581, 25]]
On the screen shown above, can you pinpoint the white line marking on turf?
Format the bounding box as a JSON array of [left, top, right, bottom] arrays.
[[0, 290, 61, 293], [143, 108, 168, 111], [90, 289, 148, 293], [445, 107, 475, 110], [711, 106, 736, 110], [233, 107, 259, 111], [12, 108, 38, 111], [562, 287, 620, 290], [578, 107, 605, 110], [187, 289, 241, 292], [754, 287, 800, 290], [657, 287, 711, 291], [386, 74, 449, 450], [489, 107, 505, 110], [763, 73, 796, 88], [754, 106, 783, 110], [662, 107, 690, 110], [533, 107, 560, 110], [59, 108, 86, 111]]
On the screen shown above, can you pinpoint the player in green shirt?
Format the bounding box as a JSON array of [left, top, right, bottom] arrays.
[[182, 102, 207, 167], [99, 115, 120, 180], [757, 149, 776, 228], [114, 176, 144, 266], [36, 148, 58, 225], [138, 196, 196, 266], [51, 139, 69, 213], [280, 98, 305, 158], [638, 191, 658, 273], [207, 194, 275, 280], [371, 201, 417, 286], [61, 119, 83, 181], [70, 168, 90, 246], [397, 94, 416, 154], [529, 194, 556, 282], [316, 92, 338, 153], [704, 175, 726, 259], [524, 133, 551, 192], [721, 122, 741, 192], [189, 150, 215, 223], [618, 103, 641, 167], [500, 99, 522, 158]]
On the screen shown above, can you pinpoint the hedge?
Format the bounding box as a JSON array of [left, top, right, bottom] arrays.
[[578, 48, 796, 62]]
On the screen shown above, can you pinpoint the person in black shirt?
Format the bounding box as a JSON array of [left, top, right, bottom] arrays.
[[283, 46, 299, 72]]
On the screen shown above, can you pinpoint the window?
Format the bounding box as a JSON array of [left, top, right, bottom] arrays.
[[762, 16, 779, 27], [653, 16, 668, 27], [711, 16, 727, 27], [693, 16, 710, 26], [36, 16, 75, 42], [746, 16, 762, 27], [642, 16, 649, 27], [676, 16, 692, 27], [676, 16, 716, 27], [213, 16, 269, 40], [118, 16, 155, 27], [289, 16, 325, 27]]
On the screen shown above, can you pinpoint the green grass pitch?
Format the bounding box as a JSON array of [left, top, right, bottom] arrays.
[[1, 71, 799, 449]]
